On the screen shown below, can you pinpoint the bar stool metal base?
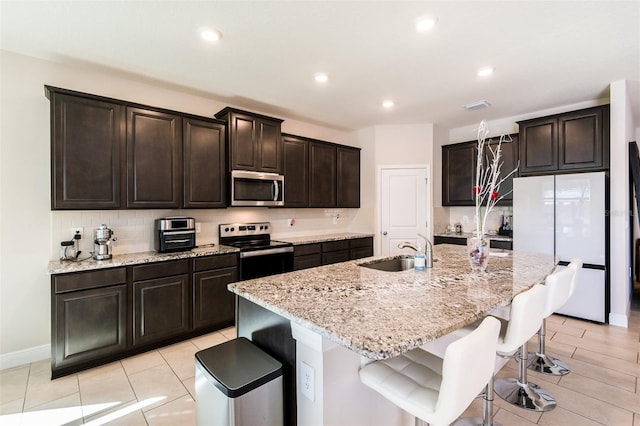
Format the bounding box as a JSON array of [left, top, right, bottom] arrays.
[[527, 352, 570, 376], [494, 378, 556, 412]]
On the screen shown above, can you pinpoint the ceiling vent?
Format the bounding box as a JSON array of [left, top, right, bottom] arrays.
[[464, 100, 491, 110]]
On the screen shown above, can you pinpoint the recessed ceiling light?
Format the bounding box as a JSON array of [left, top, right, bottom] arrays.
[[416, 15, 438, 32], [382, 100, 395, 109], [200, 27, 222, 42], [314, 72, 329, 83], [477, 66, 495, 77]]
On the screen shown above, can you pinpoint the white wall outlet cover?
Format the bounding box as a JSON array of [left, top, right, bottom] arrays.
[[300, 361, 315, 402], [288, 218, 295, 227], [195, 223, 202, 233]]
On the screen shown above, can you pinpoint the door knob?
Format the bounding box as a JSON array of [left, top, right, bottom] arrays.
[[382, 231, 388, 236]]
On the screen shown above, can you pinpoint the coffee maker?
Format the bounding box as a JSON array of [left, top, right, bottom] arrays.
[[93, 224, 117, 260]]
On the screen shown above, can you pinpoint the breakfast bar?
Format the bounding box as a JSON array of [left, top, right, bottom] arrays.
[[229, 244, 557, 425]]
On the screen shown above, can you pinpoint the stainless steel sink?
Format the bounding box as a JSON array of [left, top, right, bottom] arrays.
[[359, 255, 415, 272]]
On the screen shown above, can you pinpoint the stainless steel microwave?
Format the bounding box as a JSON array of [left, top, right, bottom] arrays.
[[230, 170, 284, 206]]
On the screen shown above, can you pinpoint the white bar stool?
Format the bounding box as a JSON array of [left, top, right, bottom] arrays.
[[359, 316, 501, 426], [528, 259, 582, 375], [493, 284, 556, 412]]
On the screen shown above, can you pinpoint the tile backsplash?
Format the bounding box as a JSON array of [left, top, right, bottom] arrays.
[[445, 206, 513, 234], [51, 208, 360, 261]]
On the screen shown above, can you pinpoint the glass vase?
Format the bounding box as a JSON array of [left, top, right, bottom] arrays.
[[467, 236, 490, 272]]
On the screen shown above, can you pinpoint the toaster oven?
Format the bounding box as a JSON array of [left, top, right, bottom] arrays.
[[154, 217, 196, 253]]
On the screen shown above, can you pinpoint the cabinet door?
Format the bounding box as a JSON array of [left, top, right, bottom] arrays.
[[558, 106, 607, 171], [53, 284, 127, 370], [519, 117, 558, 175], [337, 146, 361, 208], [489, 134, 518, 205], [229, 113, 258, 170], [283, 135, 308, 207], [309, 142, 337, 207], [183, 117, 226, 208], [257, 119, 282, 173], [126, 107, 182, 208], [350, 237, 373, 259], [133, 274, 189, 346], [442, 142, 476, 206], [193, 266, 238, 329], [51, 93, 124, 209]]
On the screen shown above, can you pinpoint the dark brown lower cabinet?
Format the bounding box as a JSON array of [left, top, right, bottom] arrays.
[[322, 240, 351, 265], [293, 243, 322, 270], [192, 254, 238, 330], [350, 237, 374, 259], [52, 268, 128, 376], [132, 261, 189, 347]]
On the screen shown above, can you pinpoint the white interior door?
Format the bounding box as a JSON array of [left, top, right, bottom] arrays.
[[380, 167, 429, 256]]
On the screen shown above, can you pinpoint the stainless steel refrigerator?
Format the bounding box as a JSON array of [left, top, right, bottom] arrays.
[[513, 172, 609, 323]]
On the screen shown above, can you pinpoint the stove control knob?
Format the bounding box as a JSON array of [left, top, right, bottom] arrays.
[[264, 225, 269, 230], [231, 227, 235, 232], [224, 227, 229, 232], [259, 225, 264, 230]]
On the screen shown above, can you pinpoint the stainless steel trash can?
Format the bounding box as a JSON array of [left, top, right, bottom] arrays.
[[195, 337, 283, 426]]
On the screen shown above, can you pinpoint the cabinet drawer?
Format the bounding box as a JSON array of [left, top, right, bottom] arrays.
[[322, 240, 350, 252], [490, 240, 513, 250], [350, 237, 373, 248], [294, 253, 322, 270], [322, 250, 350, 265], [294, 243, 322, 257], [193, 254, 238, 272], [350, 246, 373, 260], [132, 260, 189, 282], [433, 236, 466, 246], [54, 267, 126, 293]]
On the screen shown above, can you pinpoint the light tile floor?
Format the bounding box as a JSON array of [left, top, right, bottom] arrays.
[[1, 311, 639, 425]]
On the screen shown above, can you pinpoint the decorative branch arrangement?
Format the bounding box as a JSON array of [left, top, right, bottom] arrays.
[[473, 121, 519, 241]]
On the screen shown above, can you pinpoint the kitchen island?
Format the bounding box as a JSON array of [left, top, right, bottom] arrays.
[[229, 244, 557, 425]]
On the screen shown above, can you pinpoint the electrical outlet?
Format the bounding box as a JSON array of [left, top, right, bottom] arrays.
[[300, 362, 315, 402], [195, 223, 202, 233], [71, 227, 83, 240]]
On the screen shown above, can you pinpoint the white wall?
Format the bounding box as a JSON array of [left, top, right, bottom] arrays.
[[0, 50, 371, 366], [609, 80, 639, 327]]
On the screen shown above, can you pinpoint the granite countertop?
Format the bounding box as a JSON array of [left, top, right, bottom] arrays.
[[47, 244, 239, 275], [275, 232, 375, 245], [229, 244, 556, 360], [434, 232, 513, 242]]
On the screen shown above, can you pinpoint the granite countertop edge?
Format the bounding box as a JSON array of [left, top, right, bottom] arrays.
[[434, 232, 513, 242], [47, 244, 240, 275], [274, 232, 375, 245]]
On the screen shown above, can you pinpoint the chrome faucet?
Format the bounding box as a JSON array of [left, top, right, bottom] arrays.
[[397, 242, 419, 251], [397, 233, 433, 268]]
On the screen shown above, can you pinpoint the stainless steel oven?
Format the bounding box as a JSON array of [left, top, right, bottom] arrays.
[[155, 217, 196, 253], [230, 170, 284, 207], [219, 222, 293, 280]]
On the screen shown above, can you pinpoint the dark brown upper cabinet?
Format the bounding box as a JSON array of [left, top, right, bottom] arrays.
[[337, 146, 361, 208], [183, 117, 226, 208], [308, 141, 337, 207], [47, 87, 125, 210], [214, 107, 284, 173], [126, 107, 182, 208], [442, 134, 518, 206], [518, 105, 609, 175], [442, 142, 476, 206], [282, 134, 309, 207]]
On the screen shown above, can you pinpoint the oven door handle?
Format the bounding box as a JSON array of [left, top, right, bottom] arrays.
[[272, 180, 279, 201], [163, 230, 195, 235], [165, 239, 193, 244], [240, 246, 293, 258]]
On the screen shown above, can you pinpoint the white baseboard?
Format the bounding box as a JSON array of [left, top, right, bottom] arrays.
[[0, 344, 50, 371], [608, 313, 629, 328]]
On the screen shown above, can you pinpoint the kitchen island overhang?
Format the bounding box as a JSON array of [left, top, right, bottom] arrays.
[[228, 244, 558, 425]]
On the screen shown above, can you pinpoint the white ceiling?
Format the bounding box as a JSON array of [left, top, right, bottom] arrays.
[[1, 1, 638, 131]]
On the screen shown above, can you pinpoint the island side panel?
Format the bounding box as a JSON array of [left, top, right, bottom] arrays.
[[237, 296, 297, 426]]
